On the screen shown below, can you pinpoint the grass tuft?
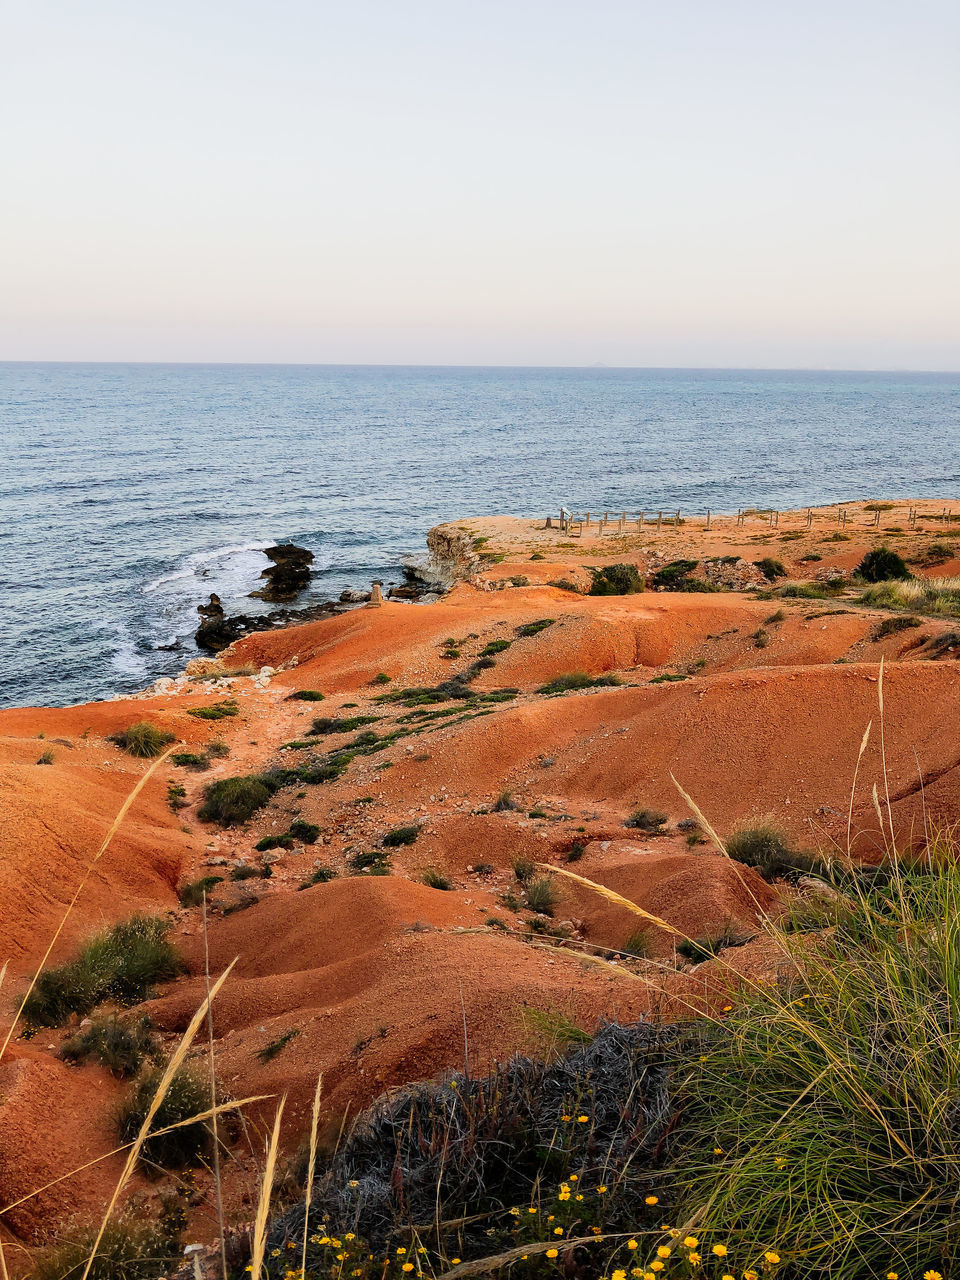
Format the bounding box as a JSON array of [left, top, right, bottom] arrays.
[[110, 722, 176, 758]]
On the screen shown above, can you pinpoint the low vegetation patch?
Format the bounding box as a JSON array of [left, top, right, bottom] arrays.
[[856, 546, 910, 582], [170, 751, 211, 771], [186, 699, 239, 720], [588, 563, 644, 595], [198, 774, 275, 825], [420, 867, 451, 890], [299, 865, 337, 889], [286, 689, 326, 701], [754, 557, 787, 581], [524, 875, 558, 915], [116, 1064, 211, 1170], [23, 916, 184, 1027], [382, 824, 420, 847], [309, 714, 380, 735], [33, 1215, 182, 1280], [861, 576, 960, 620], [871, 614, 923, 639], [256, 1028, 301, 1063], [178, 875, 222, 907], [537, 671, 622, 695], [60, 1014, 159, 1078], [515, 617, 555, 636], [110, 721, 176, 758], [625, 807, 667, 833], [725, 820, 819, 880]]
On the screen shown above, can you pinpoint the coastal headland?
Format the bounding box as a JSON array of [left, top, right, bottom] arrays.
[[1, 497, 959, 1256]]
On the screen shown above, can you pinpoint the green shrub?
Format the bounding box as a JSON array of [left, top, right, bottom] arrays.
[[32, 1215, 182, 1280], [725, 821, 817, 880], [298, 865, 338, 889], [198, 774, 274, 825], [23, 916, 184, 1027], [651, 560, 699, 590], [60, 1014, 159, 1078], [178, 875, 223, 907], [857, 546, 910, 582], [255, 834, 293, 851], [547, 578, 580, 593], [589, 563, 644, 595], [625, 807, 667, 833], [170, 751, 210, 771], [167, 782, 187, 811], [620, 929, 649, 958], [382, 824, 420, 847], [110, 721, 176, 758], [566, 842, 586, 862], [310, 714, 379, 735], [872, 614, 923, 640], [676, 932, 747, 963], [288, 819, 321, 844], [116, 1065, 211, 1170], [537, 671, 622, 695], [752, 627, 769, 648], [524, 876, 557, 916], [372, 672, 392, 684], [421, 868, 452, 890], [512, 856, 535, 882], [515, 618, 555, 637], [256, 1029, 300, 1062], [480, 639, 512, 656], [287, 689, 326, 701], [493, 790, 516, 812], [37, 747, 55, 765], [754, 557, 787, 581], [349, 849, 391, 873], [186, 699, 238, 720]]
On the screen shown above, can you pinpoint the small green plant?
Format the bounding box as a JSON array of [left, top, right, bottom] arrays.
[[625, 807, 667, 833], [170, 751, 211, 771], [480, 638, 512, 656], [178, 875, 223, 907], [566, 841, 586, 862], [198, 774, 274, 825], [677, 931, 747, 963], [288, 819, 320, 844], [589, 563, 644, 595], [726, 820, 817, 880], [512, 856, 535, 881], [620, 929, 649, 958], [536, 671, 622, 695], [37, 747, 55, 765], [299, 865, 338, 889], [764, 608, 786, 624], [752, 627, 770, 648], [60, 1014, 159, 1078], [186, 700, 239, 720], [498, 889, 523, 913], [524, 876, 558, 916], [287, 689, 326, 701], [166, 783, 187, 811], [421, 867, 452, 890], [509, 575, 529, 587], [754, 557, 787, 581], [547, 578, 580, 593], [651, 559, 699, 590], [23, 916, 184, 1027], [372, 672, 392, 684], [857, 546, 911, 582], [116, 1065, 211, 1169], [111, 721, 176, 758], [516, 618, 555, 637], [872, 614, 923, 639], [493, 790, 516, 812], [382, 824, 420, 847], [521, 1006, 592, 1055], [231, 863, 266, 880], [349, 849, 391, 873], [256, 1028, 301, 1063], [309, 714, 379, 735], [255, 834, 293, 852]]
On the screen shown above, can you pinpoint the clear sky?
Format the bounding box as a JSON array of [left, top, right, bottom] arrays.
[[2, 0, 958, 368]]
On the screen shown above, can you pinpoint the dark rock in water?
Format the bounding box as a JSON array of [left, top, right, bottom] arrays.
[[195, 593, 245, 651], [249, 543, 314, 603]]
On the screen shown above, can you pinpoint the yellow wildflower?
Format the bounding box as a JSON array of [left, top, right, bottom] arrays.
[[612, 1271, 627, 1280], [650, 1264, 664, 1275], [577, 1114, 589, 1122], [397, 1248, 407, 1255], [644, 1195, 659, 1205], [451, 1261, 461, 1267], [597, 1185, 608, 1193], [569, 1174, 579, 1181], [402, 1266, 414, 1273], [923, 1273, 943, 1280], [627, 1240, 639, 1251], [683, 1237, 699, 1249], [554, 1228, 564, 1236], [886, 1274, 898, 1280], [763, 1253, 780, 1266], [713, 1147, 724, 1155], [656, 1246, 672, 1259], [345, 1233, 356, 1241], [712, 1245, 729, 1257], [689, 1255, 702, 1266], [546, 1249, 559, 1259], [744, 1271, 759, 1280], [528, 1207, 538, 1214]]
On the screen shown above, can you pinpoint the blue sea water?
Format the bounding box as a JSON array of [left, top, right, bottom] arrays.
[[1, 362, 957, 710]]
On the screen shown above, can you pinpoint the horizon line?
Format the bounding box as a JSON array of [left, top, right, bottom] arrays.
[[1, 359, 958, 375]]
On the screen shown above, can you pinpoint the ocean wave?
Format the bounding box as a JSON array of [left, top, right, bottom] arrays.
[[142, 541, 275, 593]]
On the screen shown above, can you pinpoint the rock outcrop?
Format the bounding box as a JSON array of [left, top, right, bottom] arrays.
[[249, 543, 314, 603]]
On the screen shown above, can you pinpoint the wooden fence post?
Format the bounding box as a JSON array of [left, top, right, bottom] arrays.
[[705, 509, 711, 530]]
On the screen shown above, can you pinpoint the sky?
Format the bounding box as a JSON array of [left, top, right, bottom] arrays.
[[2, 0, 959, 368]]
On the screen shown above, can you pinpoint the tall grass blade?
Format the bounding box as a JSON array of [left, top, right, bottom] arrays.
[[301, 1074, 323, 1280], [250, 1095, 287, 1280]]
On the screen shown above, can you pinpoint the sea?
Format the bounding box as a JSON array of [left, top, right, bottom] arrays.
[[1, 363, 957, 710]]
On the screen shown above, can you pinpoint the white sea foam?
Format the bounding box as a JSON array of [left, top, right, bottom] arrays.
[[142, 541, 275, 593]]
